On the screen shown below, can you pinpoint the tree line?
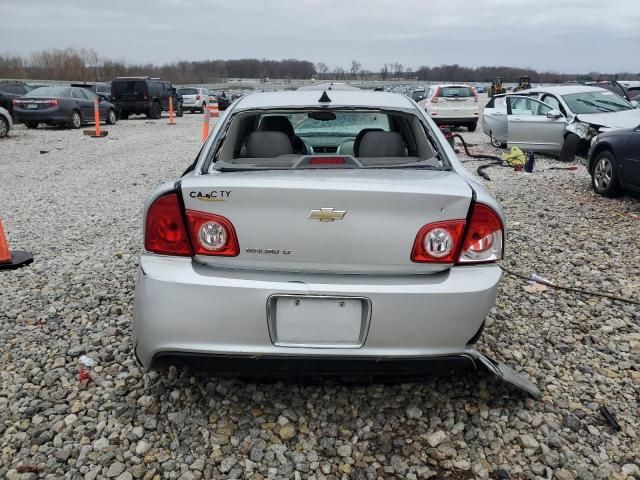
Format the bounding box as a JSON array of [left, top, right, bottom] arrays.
[[0, 49, 637, 84]]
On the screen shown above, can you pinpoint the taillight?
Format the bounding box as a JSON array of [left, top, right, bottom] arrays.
[[458, 203, 503, 263], [411, 220, 466, 263], [472, 88, 478, 103], [196, 95, 201, 101], [186, 211, 239, 256], [431, 87, 440, 104], [144, 193, 192, 256], [410, 203, 503, 264]]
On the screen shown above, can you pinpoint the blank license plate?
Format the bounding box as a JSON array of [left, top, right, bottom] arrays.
[[271, 296, 366, 347], [27, 103, 38, 109]]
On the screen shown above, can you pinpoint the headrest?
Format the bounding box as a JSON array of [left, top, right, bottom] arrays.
[[357, 131, 405, 157], [259, 115, 295, 138], [246, 131, 293, 158], [353, 128, 383, 156]]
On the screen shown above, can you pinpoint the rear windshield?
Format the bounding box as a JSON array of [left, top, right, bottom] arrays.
[[562, 91, 633, 114], [207, 109, 446, 172], [111, 80, 147, 95], [25, 87, 69, 97], [439, 86, 473, 98], [178, 88, 198, 95]]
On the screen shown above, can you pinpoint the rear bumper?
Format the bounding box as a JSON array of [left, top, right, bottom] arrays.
[[431, 116, 478, 125], [115, 100, 152, 113], [133, 255, 501, 368], [15, 108, 67, 123]]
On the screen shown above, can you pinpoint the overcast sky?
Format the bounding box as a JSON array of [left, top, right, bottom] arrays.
[[1, 0, 638, 73]]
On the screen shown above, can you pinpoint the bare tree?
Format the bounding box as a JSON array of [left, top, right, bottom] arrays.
[[393, 62, 404, 80], [350, 60, 361, 79], [380, 63, 390, 81], [316, 62, 329, 79]]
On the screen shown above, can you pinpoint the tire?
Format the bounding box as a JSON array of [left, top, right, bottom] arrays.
[[467, 122, 477, 132], [591, 150, 620, 197], [25, 121, 39, 129], [106, 109, 117, 125], [559, 133, 580, 162], [175, 102, 183, 118], [0, 116, 8, 138], [149, 102, 161, 119], [69, 110, 82, 129], [489, 131, 506, 148], [200, 102, 206, 114]]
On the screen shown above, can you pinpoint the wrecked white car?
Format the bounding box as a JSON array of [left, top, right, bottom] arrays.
[[483, 85, 640, 161]]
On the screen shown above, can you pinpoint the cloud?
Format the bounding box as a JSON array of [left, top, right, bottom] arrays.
[[1, 0, 638, 73]]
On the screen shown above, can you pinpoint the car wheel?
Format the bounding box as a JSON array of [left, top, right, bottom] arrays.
[[175, 102, 183, 117], [200, 103, 206, 114], [0, 116, 9, 138], [467, 122, 477, 132], [69, 110, 82, 129], [149, 102, 161, 119], [489, 131, 505, 148], [559, 133, 580, 162], [591, 151, 620, 197], [106, 109, 117, 125], [25, 121, 39, 129]]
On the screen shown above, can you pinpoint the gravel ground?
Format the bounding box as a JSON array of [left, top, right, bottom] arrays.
[[0, 113, 638, 480]]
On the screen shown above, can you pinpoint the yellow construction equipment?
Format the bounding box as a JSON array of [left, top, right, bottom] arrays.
[[489, 77, 506, 97]]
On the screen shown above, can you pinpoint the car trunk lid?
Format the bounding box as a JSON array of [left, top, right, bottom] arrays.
[[180, 169, 473, 274]]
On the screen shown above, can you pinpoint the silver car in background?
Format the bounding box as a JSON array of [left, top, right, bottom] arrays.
[[133, 90, 539, 397], [483, 85, 640, 161]]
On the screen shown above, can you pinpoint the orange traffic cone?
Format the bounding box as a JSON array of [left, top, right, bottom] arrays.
[[208, 100, 219, 118], [201, 107, 211, 143], [84, 98, 108, 138], [0, 219, 33, 270]]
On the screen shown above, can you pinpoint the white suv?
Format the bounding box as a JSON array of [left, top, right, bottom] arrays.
[[177, 87, 209, 113], [419, 84, 479, 131]]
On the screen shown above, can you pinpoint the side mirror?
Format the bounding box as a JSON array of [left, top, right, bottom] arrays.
[[547, 109, 563, 119]]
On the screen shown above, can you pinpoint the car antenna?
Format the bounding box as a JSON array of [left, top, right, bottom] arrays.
[[318, 91, 331, 103]]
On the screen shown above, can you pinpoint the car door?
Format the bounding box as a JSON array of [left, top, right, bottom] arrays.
[[507, 96, 566, 153], [71, 88, 94, 120], [483, 95, 507, 143], [623, 128, 640, 186]]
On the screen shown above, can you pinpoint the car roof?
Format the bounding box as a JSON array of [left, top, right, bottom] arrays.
[[232, 90, 417, 110], [521, 85, 609, 95]]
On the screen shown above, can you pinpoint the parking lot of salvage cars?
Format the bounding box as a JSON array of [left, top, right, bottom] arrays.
[[1, 112, 639, 479]]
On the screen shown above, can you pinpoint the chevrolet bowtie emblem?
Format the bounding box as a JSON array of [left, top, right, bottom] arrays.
[[308, 208, 346, 222]]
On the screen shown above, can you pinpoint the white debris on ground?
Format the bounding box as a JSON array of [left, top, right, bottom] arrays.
[[0, 114, 638, 479]]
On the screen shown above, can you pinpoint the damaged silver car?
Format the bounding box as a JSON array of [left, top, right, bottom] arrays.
[[483, 85, 640, 161], [133, 89, 540, 397]]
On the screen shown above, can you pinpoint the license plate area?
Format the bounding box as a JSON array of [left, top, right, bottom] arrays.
[[27, 103, 38, 109], [267, 295, 371, 348]]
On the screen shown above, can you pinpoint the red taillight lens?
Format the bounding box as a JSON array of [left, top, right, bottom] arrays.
[[472, 88, 478, 103], [411, 220, 466, 263], [196, 95, 201, 101], [186, 210, 239, 256], [144, 193, 192, 256], [458, 203, 503, 263], [431, 87, 440, 104], [309, 157, 346, 165], [48, 99, 59, 106]]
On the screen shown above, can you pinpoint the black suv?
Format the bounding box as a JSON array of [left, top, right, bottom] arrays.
[[110, 77, 183, 119], [0, 81, 33, 120]]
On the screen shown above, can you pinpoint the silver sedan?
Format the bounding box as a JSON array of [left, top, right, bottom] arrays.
[[133, 89, 539, 397], [483, 85, 640, 161]]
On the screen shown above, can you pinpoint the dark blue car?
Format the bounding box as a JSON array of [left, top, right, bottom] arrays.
[[13, 86, 117, 129], [587, 127, 640, 196]]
